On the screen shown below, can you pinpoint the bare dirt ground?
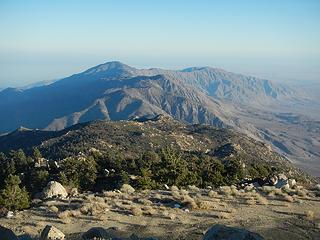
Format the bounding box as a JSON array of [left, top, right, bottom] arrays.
[[1, 186, 320, 239]]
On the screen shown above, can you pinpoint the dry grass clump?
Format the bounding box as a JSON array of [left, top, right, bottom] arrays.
[[262, 186, 275, 194], [297, 189, 308, 197], [162, 210, 176, 220], [171, 190, 181, 199], [180, 189, 189, 195], [217, 211, 232, 219], [58, 210, 72, 224], [69, 209, 81, 218], [181, 195, 198, 210], [142, 206, 157, 216], [171, 185, 179, 192], [196, 199, 216, 210], [304, 210, 315, 221], [245, 197, 256, 205], [48, 205, 59, 213], [103, 191, 119, 198], [281, 194, 294, 203], [21, 225, 35, 236], [80, 201, 109, 215], [244, 185, 255, 192], [131, 206, 143, 216], [137, 198, 153, 205], [219, 186, 232, 196], [230, 185, 240, 196], [256, 195, 268, 205], [187, 185, 200, 192], [208, 190, 218, 198]]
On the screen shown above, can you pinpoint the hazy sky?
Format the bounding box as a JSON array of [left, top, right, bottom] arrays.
[[0, 0, 320, 88]]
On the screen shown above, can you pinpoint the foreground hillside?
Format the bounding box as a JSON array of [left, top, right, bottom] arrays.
[[1, 185, 320, 239], [0, 116, 319, 239]]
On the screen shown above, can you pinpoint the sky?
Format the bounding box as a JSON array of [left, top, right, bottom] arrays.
[[0, 0, 320, 88]]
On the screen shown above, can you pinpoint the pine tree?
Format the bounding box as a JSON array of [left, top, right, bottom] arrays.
[[0, 174, 30, 210]]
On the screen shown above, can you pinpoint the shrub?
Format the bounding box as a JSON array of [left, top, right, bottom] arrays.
[[208, 190, 218, 198], [282, 194, 294, 203], [304, 210, 315, 221], [49, 205, 59, 213], [256, 196, 268, 205], [0, 174, 30, 210], [219, 186, 232, 196], [131, 206, 143, 216]]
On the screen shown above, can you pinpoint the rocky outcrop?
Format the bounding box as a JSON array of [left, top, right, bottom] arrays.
[[40, 225, 65, 240], [42, 181, 68, 199], [0, 225, 19, 240], [82, 227, 116, 239], [203, 224, 264, 240]]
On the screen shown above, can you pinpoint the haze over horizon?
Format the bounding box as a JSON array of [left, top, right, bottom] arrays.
[[0, 0, 320, 88]]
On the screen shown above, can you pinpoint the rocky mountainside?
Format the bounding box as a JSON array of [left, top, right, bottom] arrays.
[[0, 61, 319, 176], [0, 115, 312, 184], [0, 61, 301, 134]]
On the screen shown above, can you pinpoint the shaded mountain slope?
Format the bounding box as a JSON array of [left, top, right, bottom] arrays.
[[0, 116, 312, 184]]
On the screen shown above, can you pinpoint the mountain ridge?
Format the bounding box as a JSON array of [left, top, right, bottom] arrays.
[[0, 61, 319, 176]]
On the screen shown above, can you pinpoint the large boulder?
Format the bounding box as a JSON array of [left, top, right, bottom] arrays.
[[42, 181, 68, 199], [40, 225, 65, 240], [82, 227, 116, 239], [120, 184, 135, 194], [0, 225, 19, 240], [203, 224, 264, 240]]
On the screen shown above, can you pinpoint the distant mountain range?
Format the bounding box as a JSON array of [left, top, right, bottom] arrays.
[[0, 61, 319, 175]]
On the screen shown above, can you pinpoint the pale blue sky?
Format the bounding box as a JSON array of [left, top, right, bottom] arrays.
[[0, 0, 319, 88]]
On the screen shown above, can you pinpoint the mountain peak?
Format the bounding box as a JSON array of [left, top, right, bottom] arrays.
[[83, 61, 136, 76]]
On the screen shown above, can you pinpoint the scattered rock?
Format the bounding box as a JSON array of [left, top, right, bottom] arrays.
[[288, 179, 296, 188], [120, 184, 135, 194], [42, 181, 68, 199], [82, 227, 116, 239], [0, 225, 19, 240], [203, 224, 264, 240], [6, 211, 14, 219], [40, 225, 65, 240]]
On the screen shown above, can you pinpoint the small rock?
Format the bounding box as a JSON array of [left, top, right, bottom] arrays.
[[288, 179, 296, 188], [6, 211, 14, 219], [40, 225, 65, 240]]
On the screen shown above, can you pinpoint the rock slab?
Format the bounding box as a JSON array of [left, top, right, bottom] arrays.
[[42, 181, 68, 199], [40, 225, 65, 240], [203, 224, 264, 240]]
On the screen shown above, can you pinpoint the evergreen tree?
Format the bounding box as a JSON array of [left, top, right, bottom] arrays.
[[0, 175, 30, 210]]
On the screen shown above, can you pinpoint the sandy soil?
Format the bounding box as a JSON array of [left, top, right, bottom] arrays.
[[1, 187, 320, 239]]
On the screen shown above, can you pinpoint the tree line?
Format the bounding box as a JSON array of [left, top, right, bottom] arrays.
[[0, 147, 275, 211]]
